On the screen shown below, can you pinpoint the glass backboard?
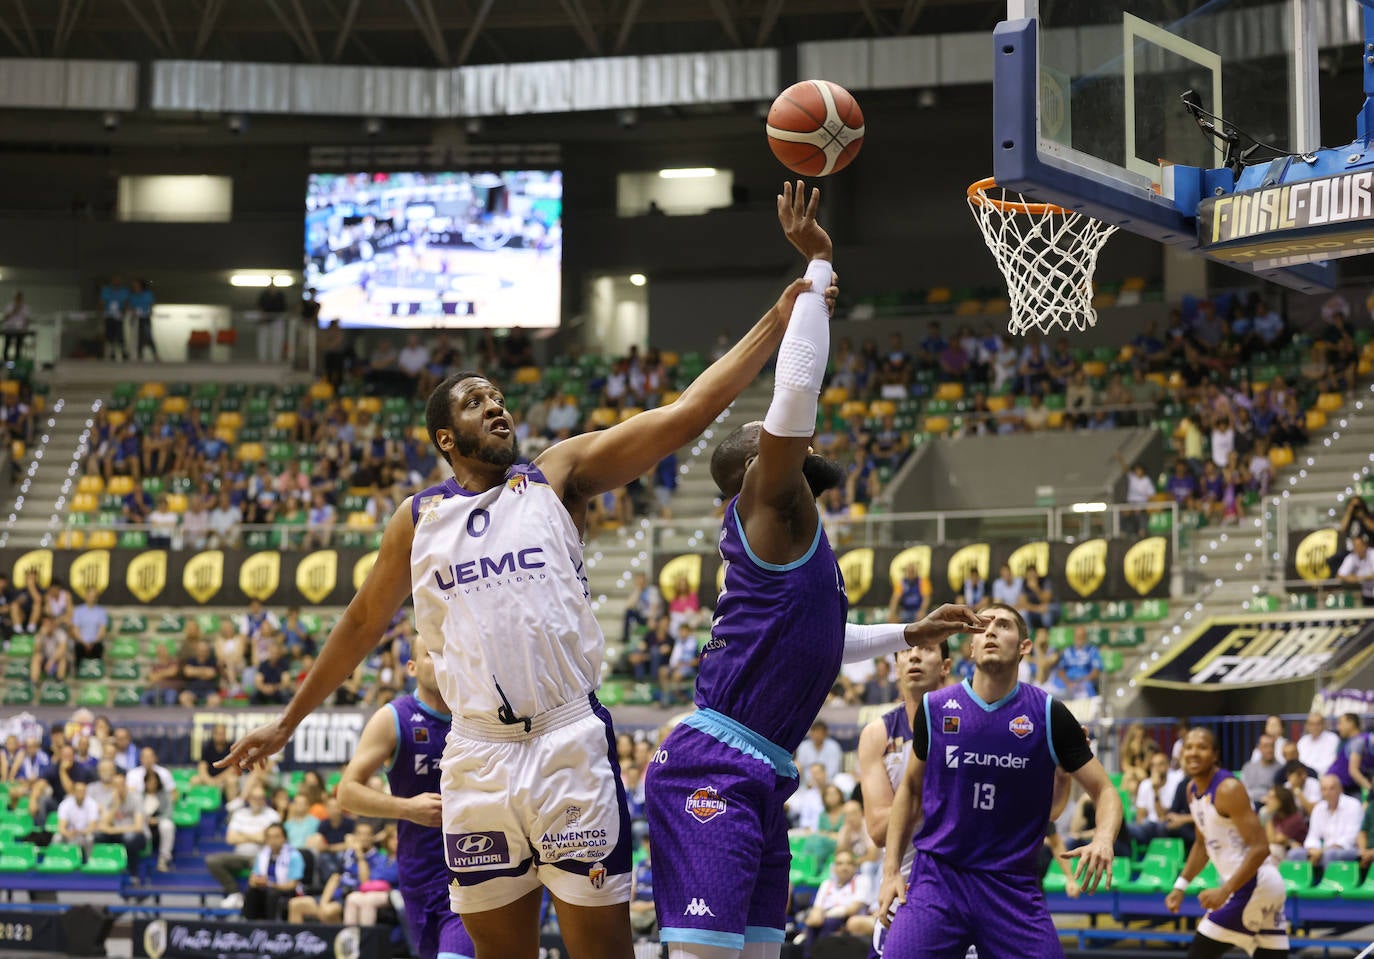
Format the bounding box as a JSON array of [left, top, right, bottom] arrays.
[[994, 0, 1333, 292]]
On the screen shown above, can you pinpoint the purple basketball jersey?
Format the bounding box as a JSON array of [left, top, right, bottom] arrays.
[[386, 694, 450, 891], [915, 680, 1057, 877], [692, 498, 848, 752]]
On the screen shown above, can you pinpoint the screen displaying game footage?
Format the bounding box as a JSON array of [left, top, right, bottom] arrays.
[[305, 170, 562, 329]]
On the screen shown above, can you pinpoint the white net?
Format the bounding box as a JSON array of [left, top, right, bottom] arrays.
[[967, 179, 1119, 335]]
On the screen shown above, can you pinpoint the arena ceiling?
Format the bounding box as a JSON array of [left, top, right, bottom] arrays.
[[0, 0, 1007, 68]]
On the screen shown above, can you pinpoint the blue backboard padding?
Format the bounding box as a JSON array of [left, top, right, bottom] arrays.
[[991, 17, 1335, 294]]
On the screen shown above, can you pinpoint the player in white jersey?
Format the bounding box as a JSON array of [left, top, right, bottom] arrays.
[[1166, 728, 1289, 959], [219, 190, 839, 959]]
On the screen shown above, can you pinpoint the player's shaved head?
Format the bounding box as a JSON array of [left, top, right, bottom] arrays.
[[709, 420, 845, 499], [426, 370, 488, 462], [1186, 726, 1219, 753]]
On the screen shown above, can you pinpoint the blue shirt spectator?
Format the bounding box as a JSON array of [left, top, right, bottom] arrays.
[[71, 594, 109, 649], [1058, 633, 1103, 698], [991, 566, 1023, 606]]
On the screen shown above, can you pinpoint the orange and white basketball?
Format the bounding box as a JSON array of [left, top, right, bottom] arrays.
[[765, 80, 865, 177]]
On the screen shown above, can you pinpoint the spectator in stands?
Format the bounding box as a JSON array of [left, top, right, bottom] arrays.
[[54, 778, 100, 854], [290, 822, 383, 923], [1121, 460, 1158, 535], [961, 567, 988, 609], [213, 620, 247, 692], [303, 490, 337, 549], [1166, 460, 1199, 510], [283, 793, 320, 849], [145, 495, 178, 549], [1340, 496, 1374, 543], [862, 658, 898, 705], [105, 727, 135, 772], [180, 495, 210, 549], [1263, 785, 1308, 862], [13, 569, 42, 633], [209, 785, 281, 909], [1018, 567, 1058, 634], [307, 796, 355, 875], [1249, 715, 1290, 761], [94, 775, 147, 875], [1330, 712, 1373, 797], [43, 578, 72, 631], [1, 290, 30, 363], [71, 590, 108, 665], [796, 721, 843, 784], [1298, 713, 1340, 776], [29, 615, 69, 683], [141, 768, 175, 870], [35, 742, 94, 821], [1055, 626, 1103, 699], [243, 822, 304, 921], [87, 759, 118, 809], [991, 564, 1023, 608], [1337, 534, 1374, 606], [1297, 775, 1362, 869], [1126, 752, 1184, 846], [397, 334, 432, 397], [800, 851, 872, 951], [141, 645, 182, 706], [179, 637, 222, 707], [342, 832, 400, 927], [661, 623, 699, 707], [1281, 758, 1321, 815], [14, 735, 49, 784], [126, 746, 175, 797], [208, 491, 242, 548], [192, 724, 239, 800], [788, 763, 829, 832], [1241, 734, 1282, 807], [887, 564, 928, 625]]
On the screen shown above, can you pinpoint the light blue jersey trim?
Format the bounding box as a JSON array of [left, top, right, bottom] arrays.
[[682, 708, 799, 779], [732, 501, 822, 572], [922, 693, 933, 755], [961, 678, 1021, 712], [438, 952, 474, 959], [413, 696, 451, 723], [660, 928, 746, 950], [1045, 695, 1061, 769], [745, 926, 786, 943], [386, 703, 401, 773]]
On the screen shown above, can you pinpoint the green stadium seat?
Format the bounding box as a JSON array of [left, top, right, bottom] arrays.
[[196, 614, 221, 633], [1278, 860, 1318, 895], [1146, 510, 1173, 533], [299, 613, 321, 633], [1043, 863, 1068, 893], [110, 638, 139, 660], [1314, 860, 1361, 896], [171, 803, 202, 830], [111, 661, 139, 681], [157, 615, 185, 634], [1110, 626, 1145, 648], [76, 659, 104, 680], [112, 383, 137, 399], [3, 662, 25, 680], [1288, 593, 1316, 611], [1325, 591, 1358, 610], [1133, 599, 1168, 622], [1250, 594, 1280, 613], [113, 687, 142, 707], [36, 844, 82, 873], [1047, 626, 1074, 650], [118, 614, 147, 635], [1100, 601, 1134, 622], [3, 682, 32, 706], [1343, 868, 1374, 901], [141, 477, 164, 496], [1186, 861, 1219, 892], [1100, 649, 1124, 675], [7, 635, 33, 658], [1084, 626, 1110, 646], [1063, 603, 1099, 624], [82, 843, 127, 875], [0, 843, 37, 873], [38, 681, 69, 705], [187, 785, 223, 811], [1118, 857, 1169, 894], [77, 683, 108, 707], [1144, 838, 1184, 866], [118, 531, 148, 549]]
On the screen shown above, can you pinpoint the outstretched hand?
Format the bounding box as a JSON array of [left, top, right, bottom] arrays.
[[777, 180, 833, 262], [770, 271, 840, 326], [1059, 837, 1114, 894], [215, 718, 292, 772], [906, 604, 993, 648]]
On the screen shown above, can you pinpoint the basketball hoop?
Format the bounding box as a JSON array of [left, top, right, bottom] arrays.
[[966, 177, 1118, 336]]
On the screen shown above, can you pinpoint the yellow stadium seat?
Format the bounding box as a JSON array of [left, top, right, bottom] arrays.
[[1316, 393, 1343, 412], [1167, 371, 1183, 389], [1091, 293, 1116, 310], [1360, 358, 1372, 377], [236, 442, 265, 462], [848, 503, 867, 518], [1305, 410, 1328, 431], [588, 407, 617, 428], [339, 397, 357, 414], [309, 381, 334, 400], [1117, 346, 1135, 362], [347, 511, 375, 528], [355, 397, 382, 415], [77, 475, 104, 495], [514, 366, 542, 385], [347, 486, 372, 498], [215, 427, 238, 444], [1121, 276, 1147, 292], [32, 396, 43, 413], [840, 400, 869, 419], [934, 382, 964, 402], [0, 381, 18, 398], [273, 412, 298, 431], [57, 530, 85, 549], [955, 300, 982, 316], [70, 494, 97, 513], [821, 387, 850, 407], [107, 410, 129, 428], [107, 476, 135, 496], [87, 530, 117, 550], [924, 415, 951, 435], [165, 493, 189, 513], [1270, 445, 1294, 469], [1363, 341, 1374, 360], [161, 396, 188, 415], [1145, 372, 1168, 388], [982, 298, 1009, 315], [986, 395, 1012, 412], [138, 382, 167, 399], [1047, 411, 1065, 429], [926, 287, 952, 304], [216, 411, 243, 430], [618, 407, 644, 423], [1082, 360, 1108, 377], [8, 440, 21, 461], [869, 400, 897, 418], [660, 351, 680, 368]]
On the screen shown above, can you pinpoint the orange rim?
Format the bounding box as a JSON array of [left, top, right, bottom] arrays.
[[966, 177, 1072, 216]]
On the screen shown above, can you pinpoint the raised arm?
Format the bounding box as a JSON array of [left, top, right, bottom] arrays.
[[842, 605, 988, 664], [218, 501, 416, 771], [337, 706, 441, 828]]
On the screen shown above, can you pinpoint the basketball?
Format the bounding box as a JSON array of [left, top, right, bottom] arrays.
[[765, 79, 865, 177]]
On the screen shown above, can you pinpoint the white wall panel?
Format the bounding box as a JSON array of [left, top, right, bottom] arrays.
[[505, 60, 573, 114], [64, 60, 137, 110], [798, 40, 871, 92], [571, 56, 639, 111], [151, 61, 223, 112], [452, 64, 507, 116], [223, 62, 293, 113]]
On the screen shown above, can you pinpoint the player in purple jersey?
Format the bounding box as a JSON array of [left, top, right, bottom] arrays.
[[879, 603, 1120, 959], [645, 182, 986, 959], [1166, 728, 1289, 958], [338, 651, 475, 959]]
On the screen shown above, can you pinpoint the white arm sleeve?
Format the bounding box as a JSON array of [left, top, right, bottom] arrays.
[[842, 622, 909, 664], [763, 258, 833, 438]]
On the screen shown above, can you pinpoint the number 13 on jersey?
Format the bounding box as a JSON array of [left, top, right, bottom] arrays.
[[972, 782, 996, 810]]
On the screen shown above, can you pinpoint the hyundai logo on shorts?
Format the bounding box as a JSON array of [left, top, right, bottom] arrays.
[[445, 830, 511, 869]]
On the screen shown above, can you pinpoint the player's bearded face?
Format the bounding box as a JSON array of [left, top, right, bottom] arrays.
[[802, 453, 845, 497], [452, 418, 520, 467]]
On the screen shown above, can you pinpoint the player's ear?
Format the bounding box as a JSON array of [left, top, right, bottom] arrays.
[[436, 428, 454, 453]]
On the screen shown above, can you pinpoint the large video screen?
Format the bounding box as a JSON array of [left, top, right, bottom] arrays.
[[304, 170, 562, 329]]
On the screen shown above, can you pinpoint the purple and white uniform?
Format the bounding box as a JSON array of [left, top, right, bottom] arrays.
[[885, 680, 1090, 959], [1187, 769, 1288, 955], [385, 693, 475, 959], [645, 497, 847, 953]]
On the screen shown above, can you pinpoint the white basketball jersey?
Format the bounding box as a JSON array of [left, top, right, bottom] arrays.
[[1188, 770, 1249, 882], [409, 465, 604, 722]]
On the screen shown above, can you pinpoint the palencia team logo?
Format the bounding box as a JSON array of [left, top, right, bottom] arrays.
[[333, 926, 361, 959], [685, 786, 727, 823], [1007, 542, 1049, 580], [1008, 715, 1034, 739], [142, 919, 167, 959], [888, 544, 932, 591], [353, 550, 379, 591], [183, 550, 224, 604], [1065, 539, 1108, 597], [239, 551, 280, 601], [1296, 528, 1340, 582], [659, 553, 702, 602], [11, 548, 53, 589], [1124, 536, 1168, 595]]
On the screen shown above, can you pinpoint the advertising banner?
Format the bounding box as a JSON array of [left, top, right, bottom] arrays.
[[1138, 610, 1374, 689], [654, 537, 1171, 608], [132, 919, 386, 959], [190, 710, 365, 767], [2, 547, 379, 608], [0, 912, 64, 953]]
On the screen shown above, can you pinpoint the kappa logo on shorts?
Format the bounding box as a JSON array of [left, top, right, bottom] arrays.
[[445, 831, 511, 870], [943, 716, 960, 734], [684, 786, 727, 823], [684, 898, 716, 917], [589, 863, 606, 889], [1009, 715, 1035, 739]]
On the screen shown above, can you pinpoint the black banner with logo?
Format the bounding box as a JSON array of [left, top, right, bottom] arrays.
[[1286, 527, 1344, 584], [189, 710, 366, 768], [132, 919, 386, 959], [655, 536, 1171, 608], [2, 547, 379, 608], [0, 912, 64, 953], [1139, 610, 1374, 689]]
